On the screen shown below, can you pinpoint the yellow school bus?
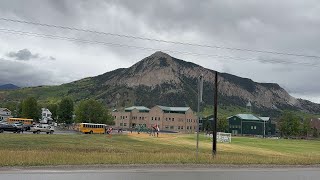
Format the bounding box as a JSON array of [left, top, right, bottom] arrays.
[[7, 118, 33, 125], [79, 123, 106, 134]]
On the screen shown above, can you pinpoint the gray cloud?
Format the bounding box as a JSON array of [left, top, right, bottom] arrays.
[[0, 58, 56, 86], [7, 49, 39, 60], [6, 49, 56, 61]]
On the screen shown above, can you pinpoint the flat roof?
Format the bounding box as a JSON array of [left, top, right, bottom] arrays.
[[157, 105, 190, 112], [230, 114, 270, 121], [125, 106, 150, 111]]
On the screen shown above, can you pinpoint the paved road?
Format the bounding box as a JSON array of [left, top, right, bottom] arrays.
[[1, 167, 319, 180]]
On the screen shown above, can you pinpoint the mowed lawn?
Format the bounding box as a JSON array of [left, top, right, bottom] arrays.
[[0, 133, 320, 166]]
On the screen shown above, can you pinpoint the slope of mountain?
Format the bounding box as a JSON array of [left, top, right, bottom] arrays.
[[0, 84, 19, 90], [0, 51, 319, 116]]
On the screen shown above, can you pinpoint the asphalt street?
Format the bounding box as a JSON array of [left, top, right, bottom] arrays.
[[0, 167, 319, 180]]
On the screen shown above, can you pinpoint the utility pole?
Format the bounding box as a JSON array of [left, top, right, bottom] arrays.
[[213, 71, 218, 155], [196, 74, 203, 160], [264, 120, 266, 138]]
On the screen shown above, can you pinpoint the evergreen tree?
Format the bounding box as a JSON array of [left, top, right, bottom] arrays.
[[57, 97, 74, 124], [279, 111, 300, 137], [75, 99, 113, 124], [21, 97, 40, 120], [47, 104, 58, 121], [301, 119, 311, 137], [313, 128, 319, 138]]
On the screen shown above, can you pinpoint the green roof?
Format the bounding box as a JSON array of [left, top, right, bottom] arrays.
[[157, 105, 190, 112], [231, 114, 270, 121], [124, 106, 150, 111]]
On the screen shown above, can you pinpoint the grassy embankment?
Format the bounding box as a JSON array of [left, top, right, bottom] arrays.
[[0, 133, 319, 166]]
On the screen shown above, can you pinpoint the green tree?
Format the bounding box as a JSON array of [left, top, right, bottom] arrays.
[[217, 117, 228, 132], [301, 119, 311, 137], [21, 97, 40, 120], [47, 104, 58, 121], [57, 97, 74, 124], [75, 99, 113, 124], [313, 128, 319, 138], [279, 111, 301, 137], [201, 115, 228, 133]]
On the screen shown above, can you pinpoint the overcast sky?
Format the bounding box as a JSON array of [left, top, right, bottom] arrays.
[[0, 0, 320, 103]]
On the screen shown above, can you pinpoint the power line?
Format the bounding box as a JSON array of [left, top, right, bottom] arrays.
[[0, 28, 317, 67], [1, 17, 320, 59]]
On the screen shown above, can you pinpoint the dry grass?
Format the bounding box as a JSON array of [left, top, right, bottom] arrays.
[[0, 133, 319, 166]]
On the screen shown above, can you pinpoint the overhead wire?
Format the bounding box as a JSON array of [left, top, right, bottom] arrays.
[[1, 17, 320, 59], [0, 28, 317, 67]]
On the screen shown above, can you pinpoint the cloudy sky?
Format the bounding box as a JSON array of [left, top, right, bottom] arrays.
[[0, 0, 320, 103]]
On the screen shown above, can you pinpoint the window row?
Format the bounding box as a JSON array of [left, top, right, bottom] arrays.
[[151, 117, 161, 121], [119, 123, 127, 127], [251, 126, 257, 130], [165, 117, 175, 121], [164, 126, 175, 130], [186, 126, 195, 130], [230, 125, 241, 129], [186, 119, 195, 123]]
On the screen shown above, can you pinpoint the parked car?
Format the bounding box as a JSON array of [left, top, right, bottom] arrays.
[[0, 123, 23, 133], [30, 124, 54, 134]]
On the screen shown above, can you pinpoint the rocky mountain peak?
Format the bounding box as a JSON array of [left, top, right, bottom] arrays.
[[91, 52, 320, 113], [150, 51, 172, 59]]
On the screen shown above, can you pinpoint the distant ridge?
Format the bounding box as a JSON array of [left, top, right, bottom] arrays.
[[0, 84, 19, 90]]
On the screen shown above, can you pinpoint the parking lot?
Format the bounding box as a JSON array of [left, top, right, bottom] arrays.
[[1, 129, 77, 135]]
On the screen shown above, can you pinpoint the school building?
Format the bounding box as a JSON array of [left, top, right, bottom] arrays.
[[228, 114, 276, 136], [112, 105, 198, 133]]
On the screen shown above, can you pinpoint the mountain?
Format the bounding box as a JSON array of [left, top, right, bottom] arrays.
[[0, 51, 319, 116], [0, 84, 19, 90]]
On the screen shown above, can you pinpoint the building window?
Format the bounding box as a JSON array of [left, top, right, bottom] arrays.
[[120, 123, 123, 126], [166, 118, 168, 121], [181, 126, 184, 129], [139, 117, 141, 120], [124, 123, 127, 127], [254, 126, 257, 129], [126, 116, 127, 119], [172, 118, 174, 121], [152, 117, 153, 120], [158, 117, 160, 121], [169, 118, 171, 121], [178, 126, 180, 130], [165, 126, 169, 129], [170, 126, 174, 129]]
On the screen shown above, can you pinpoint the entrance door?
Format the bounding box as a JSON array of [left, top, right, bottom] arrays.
[[232, 130, 238, 135]]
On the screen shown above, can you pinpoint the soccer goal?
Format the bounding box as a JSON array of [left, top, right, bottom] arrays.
[[217, 132, 232, 143]]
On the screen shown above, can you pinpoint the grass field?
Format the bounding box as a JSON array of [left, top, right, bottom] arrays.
[[0, 133, 320, 166]]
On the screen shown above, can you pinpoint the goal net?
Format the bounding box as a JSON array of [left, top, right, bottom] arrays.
[[217, 132, 232, 143]]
